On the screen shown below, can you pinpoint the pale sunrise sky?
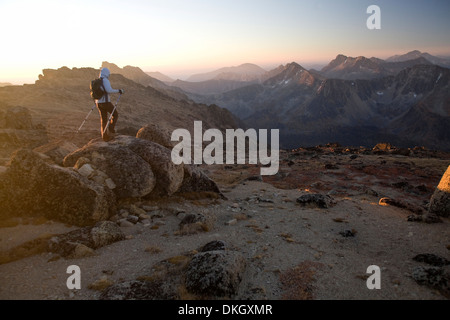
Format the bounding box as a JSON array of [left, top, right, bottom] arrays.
[[1, 0, 449, 84]]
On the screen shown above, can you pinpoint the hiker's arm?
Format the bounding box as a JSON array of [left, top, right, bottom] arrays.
[[103, 78, 120, 94]]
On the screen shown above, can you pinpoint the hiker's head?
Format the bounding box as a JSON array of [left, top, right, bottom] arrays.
[[100, 67, 111, 79]]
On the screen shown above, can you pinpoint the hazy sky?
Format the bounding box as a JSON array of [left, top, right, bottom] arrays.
[[1, 0, 449, 83]]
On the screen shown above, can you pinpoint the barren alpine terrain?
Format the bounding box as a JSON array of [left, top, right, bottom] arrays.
[[0, 143, 449, 300]]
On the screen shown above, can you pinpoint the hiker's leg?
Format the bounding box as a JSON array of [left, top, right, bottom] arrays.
[[104, 102, 118, 133], [97, 103, 109, 138]]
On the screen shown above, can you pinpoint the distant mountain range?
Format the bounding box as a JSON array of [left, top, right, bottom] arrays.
[[386, 50, 450, 67], [98, 51, 450, 150], [8, 50, 441, 151], [186, 63, 267, 82], [193, 57, 450, 150], [145, 71, 175, 83], [319, 54, 433, 80]]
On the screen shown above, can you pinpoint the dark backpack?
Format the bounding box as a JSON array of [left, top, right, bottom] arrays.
[[90, 78, 105, 100]]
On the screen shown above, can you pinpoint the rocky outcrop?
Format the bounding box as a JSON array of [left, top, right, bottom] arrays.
[[296, 193, 336, 209], [48, 221, 125, 258], [63, 135, 184, 198], [63, 137, 157, 199], [185, 249, 246, 297], [177, 164, 225, 198], [429, 166, 450, 217], [99, 241, 245, 300], [0, 149, 115, 226]]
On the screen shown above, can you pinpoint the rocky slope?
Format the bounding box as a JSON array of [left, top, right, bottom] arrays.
[[0, 66, 239, 161]]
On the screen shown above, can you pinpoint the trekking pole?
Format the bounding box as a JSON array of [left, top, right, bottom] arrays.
[[76, 104, 96, 134], [103, 93, 122, 136]]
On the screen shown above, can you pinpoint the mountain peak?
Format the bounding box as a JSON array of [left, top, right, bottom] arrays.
[[187, 63, 267, 82]]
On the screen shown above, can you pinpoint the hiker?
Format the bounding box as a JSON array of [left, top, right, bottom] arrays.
[[96, 67, 124, 141]]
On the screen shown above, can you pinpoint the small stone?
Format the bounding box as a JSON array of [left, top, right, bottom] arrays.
[[105, 178, 116, 190], [339, 229, 356, 238], [232, 203, 240, 208], [296, 194, 336, 209], [142, 205, 159, 212], [140, 219, 151, 226], [126, 215, 139, 224], [119, 210, 129, 218], [92, 175, 105, 185], [139, 213, 150, 220], [119, 219, 135, 228], [129, 204, 147, 216], [226, 219, 237, 226], [77, 164, 95, 178], [69, 243, 96, 259]]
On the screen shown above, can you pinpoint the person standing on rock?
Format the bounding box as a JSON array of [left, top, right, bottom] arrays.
[[96, 67, 124, 141]]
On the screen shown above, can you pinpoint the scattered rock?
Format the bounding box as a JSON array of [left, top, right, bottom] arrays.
[[69, 243, 96, 259], [429, 166, 450, 217], [339, 229, 356, 238], [185, 250, 246, 297], [296, 194, 336, 209], [200, 240, 227, 252], [413, 254, 450, 267], [411, 266, 450, 298], [0, 149, 115, 226], [119, 219, 135, 228], [126, 215, 139, 224], [177, 164, 224, 198], [48, 221, 125, 257], [178, 212, 214, 234], [407, 213, 443, 224], [90, 221, 125, 249], [77, 164, 95, 178]]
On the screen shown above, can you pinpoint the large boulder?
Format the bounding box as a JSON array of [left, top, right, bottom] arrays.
[[125, 136, 184, 196], [136, 123, 176, 149], [63, 135, 184, 198], [63, 137, 157, 199], [177, 164, 224, 198], [185, 250, 246, 297], [0, 149, 115, 226], [429, 166, 450, 217]]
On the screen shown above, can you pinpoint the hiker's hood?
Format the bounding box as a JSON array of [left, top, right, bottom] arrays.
[[100, 68, 110, 79]]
